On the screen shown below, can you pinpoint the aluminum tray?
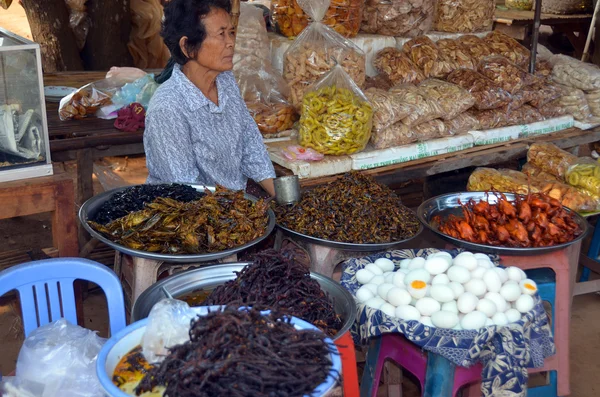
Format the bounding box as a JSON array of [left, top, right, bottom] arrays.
[[417, 191, 588, 256], [79, 185, 275, 263], [131, 263, 357, 341]]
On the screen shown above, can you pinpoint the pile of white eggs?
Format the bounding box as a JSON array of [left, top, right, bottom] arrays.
[[354, 251, 539, 330]]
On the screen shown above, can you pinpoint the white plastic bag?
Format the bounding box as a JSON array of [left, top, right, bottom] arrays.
[[14, 319, 106, 397], [141, 299, 197, 364]]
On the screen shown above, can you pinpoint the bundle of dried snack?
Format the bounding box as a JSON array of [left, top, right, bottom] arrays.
[[299, 65, 372, 155], [467, 108, 508, 129], [373, 47, 425, 85], [247, 102, 298, 134], [389, 84, 444, 126], [418, 79, 475, 120], [467, 167, 540, 195], [447, 69, 512, 110], [444, 112, 479, 135], [506, 104, 543, 126], [550, 54, 600, 91], [483, 31, 531, 68], [233, 3, 271, 72], [537, 100, 567, 119], [527, 142, 578, 179], [521, 163, 561, 183], [361, 0, 434, 37], [541, 0, 593, 16], [507, 91, 528, 110], [365, 88, 414, 132], [434, 0, 494, 33], [403, 36, 456, 78], [371, 121, 417, 149], [566, 159, 600, 197], [456, 35, 493, 63], [436, 39, 476, 70], [283, 0, 366, 109], [534, 59, 553, 80], [478, 55, 537, 94], [59, 83, 113, 120], [525, 82, 562, 108], [540, 182, 600, 212], [363, 74, 393, 91], [413, 119, 448, 141], [271, 0, 363, 38], [585, 88, 600, 117], [554, 83, 594, 121], [506, 0, 533, 10]]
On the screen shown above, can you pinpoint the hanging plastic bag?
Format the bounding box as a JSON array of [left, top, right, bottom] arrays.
[[365, 87, 414, 133], [373, 47, 425, 86], [447, 69, 512, 110], [418, 79, 475, 120], [14, 319, 106, 397], [65, 0, 90, 50], [299, 64, 373, 155], [233, 3, 271, 73], [282, 0, 366, 109], [434, 0, 495, 33], [361, 0, 434, 37]]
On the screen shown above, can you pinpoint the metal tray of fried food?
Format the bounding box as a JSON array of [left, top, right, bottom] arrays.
[[417, 191, 588, 256], [277, 218, 423, 252], [79, 185, 276, 263]]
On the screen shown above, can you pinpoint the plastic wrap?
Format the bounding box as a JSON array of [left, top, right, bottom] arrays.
[[361, 0, 434, 37], [111, 74, 158, 109], [433, 0, 494, 33], [478, 55, 537, 94], [525, 82, 562, 108], [371, 121, 417, 149], [468, 108, 508, 130], [14, 319, 106, 397], [555, 83, 595, 121], [506, 104, 544, 126], [550, 54, 600, 90], [233, 3, 271, 72], [282, 0, 366, 109], [527, 142, 578, 179], [418, 79, 475, 120], [456, 34, 493, 63], [389, 84, 445, 126], [58, 80, 118, 120], [271, 0, 363, 38], [540, 0, 593, 15], [65, 0, 90, 50], [446, 69, 512, 110], [402, 36, 456, 79], [585, 88, 600, 117], [506, 0, 533, 10], [365, 87, 414, 132], [373, 47, 425, 85], [507, 91, 528, 110], [299, 65, 373, 155], [436, 39, 476, 70], [566, 159, 600, 195], [467, 167, 539, 195], [413, 119, 448, 141], [444, 112, 479, 135], [363, 74, 393, 91], [534, 59, 553, 80], [483, 31, 531, 68], [538, 99, 567, 119]]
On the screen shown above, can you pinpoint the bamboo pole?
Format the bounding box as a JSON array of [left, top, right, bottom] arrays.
[[231, 0, 241, 31], [581, 0, 600, 62]]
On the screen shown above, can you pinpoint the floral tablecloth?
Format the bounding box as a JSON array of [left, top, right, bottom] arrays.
[[340, 248, 556, 397]]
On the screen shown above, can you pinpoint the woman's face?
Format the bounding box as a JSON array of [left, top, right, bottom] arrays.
[[184, 8, 235, 72]]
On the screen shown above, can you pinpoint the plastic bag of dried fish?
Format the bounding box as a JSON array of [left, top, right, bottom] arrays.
[[444, 112, 479, 135], [282, 0, 366, 109], [554, 83, 596, 122], [550, 54, 600, 91], [365, 87, 414, 133], [418, 79, 475, 120], [436, 39, 476, 70], [478, 55, 537, 94], [413, 119, 448, 141], [447, 68, 512, 110], [483, 31, 531, 69], [361, 0, 434, 37], [456, 35, 494, 63], [373, 47, 425, 86], [467, 108, 509, 130], [389, 84, 445, 127], [403, 36, 457, 79], [434, 0, 495, 33], [370, 121, 417, 149]]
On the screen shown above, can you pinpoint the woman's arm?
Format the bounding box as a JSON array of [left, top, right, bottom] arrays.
[[259, 178, 276, 197], [240, 110, 277, 195]]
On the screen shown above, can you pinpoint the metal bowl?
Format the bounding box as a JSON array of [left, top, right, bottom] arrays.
[[79, 185, 276, 263], [417, 191, 589, 256], [131, 263, 357, 341]]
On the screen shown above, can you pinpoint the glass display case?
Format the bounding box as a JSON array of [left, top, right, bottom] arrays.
[[0, 28, 52, 183]]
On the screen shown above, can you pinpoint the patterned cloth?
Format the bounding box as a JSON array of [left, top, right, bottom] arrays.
[[340, 248, 556, 397], [144, 64, 276, 190]]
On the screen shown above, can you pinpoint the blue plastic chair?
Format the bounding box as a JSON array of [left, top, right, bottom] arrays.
[[0, 258, 126, 337]]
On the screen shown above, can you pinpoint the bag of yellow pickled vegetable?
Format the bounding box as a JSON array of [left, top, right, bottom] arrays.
[[566, 158, 600, 196], [299, 64, 373, 155]]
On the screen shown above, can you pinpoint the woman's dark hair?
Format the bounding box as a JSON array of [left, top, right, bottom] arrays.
[[161, 0, 232, 65]]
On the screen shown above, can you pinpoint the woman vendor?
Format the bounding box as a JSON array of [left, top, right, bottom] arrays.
[[144, 0, 276, 196]]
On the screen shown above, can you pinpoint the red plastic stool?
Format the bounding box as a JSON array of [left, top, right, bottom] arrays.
[[336, 332, 359, 397]]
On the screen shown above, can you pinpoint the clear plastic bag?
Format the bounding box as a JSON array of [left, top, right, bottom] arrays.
[[14, 319, 106, 397], [447, 69, 512, 110], [534, 59, 553, 80], [456, 35, 494, 63], [373, 47, 425, 86], [418, 79, 475, 120], [555, 83, 595, 121], [65, 0, 90, 50], [483, 31, 531, 68], [106, 67, 148, 87], [527, 142, 578, 179], [467, 167, 539, 195], [361, 0, 434, 37], [526, 82, 562, 108], [585, 88, 600, 117], [468, 108, 509, 129], [282, 0, 366, 109], [566, 158, 600, 196], [142, 299, 197, 364], [58, 79, 118, 121], [371, 121, 417, 149], [506, 0, 533, 10], [402, 36, 456, 79], [413, 119, 448, 141], [478, 55, 537, 94], [436, 39, 476, 71], [364, 74, 393, 91], [233, 3, 271, 72], [538, 99, 567, 118], [507, 90, 528, 111], [540, 0, 593, 15], [299, 65, 373, 155], [444, 112, 479, 135], [550, 54, 600, 91], [112, 74, 158, 109], [506, 104, 543, 126], [434, 0, 495, 33], [365, 87, 414, 133], [272, 0, 363, 38], [389, 84, 445, 127]]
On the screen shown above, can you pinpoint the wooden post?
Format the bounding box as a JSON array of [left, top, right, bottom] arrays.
[[231, 0, 240, 31]]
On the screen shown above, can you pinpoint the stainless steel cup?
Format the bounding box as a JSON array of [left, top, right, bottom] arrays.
[[274, 176, 300, 205]]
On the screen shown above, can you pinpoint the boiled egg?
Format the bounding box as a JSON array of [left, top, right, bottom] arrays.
[[365, 297, 386, 309], [453, 253, 478, 270], [364, 283, 378, 295], [461, 311, 487, 330], [464, 279, 487, 297], [492, 312, 508, 326], [399, 259, 411, 269], [494, 267, 509, 283], [477, 259, 494, 269], [408, 257, 427, 270], [447, 266, 471, 284], [441, 301, 459, 314], [515, 294, 534, 313], [387, 288, 412, 306], [375, 258, 395, 272], [404, 269, 431, 285], [485, 292, 507, 313], [457, 292, 479, 314], [424, 257, 450, 275], [430, 252, 453, 266], [377, 283, 396, 300], [370, 275, 386, 286], [408, 280, 429, 299], [356, 269, 374, 285], [432, 274, 450, 285], [356, 286, 375, 303], [385, 272, 396, 284], [392, 272, 406, 287], [520, 279, 538, 295], [419, 316, 434, 327], [500, 281, 521, 302], [448, 282, 465, 299], [395, 305, 421, 321], [416, 297, 441, 316], [471, 267, 488, 279], [505, 308, 522, 323], [365, 263, 384, 276], [476, 298, 497, 317], [485, 318, 494, 327], [380, 303, 397, 317], [482, 269, 502, 293], [431, 311, 459, 329], [473, 253, 491, 261], [506, 266, 526, 282], [430, 284, 455, 303]]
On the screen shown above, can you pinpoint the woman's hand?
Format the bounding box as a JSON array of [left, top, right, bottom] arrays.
[[259, 178, 276, 197]]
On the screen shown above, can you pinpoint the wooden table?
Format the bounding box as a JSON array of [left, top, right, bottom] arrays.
[[494, 8, 593, 56]]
